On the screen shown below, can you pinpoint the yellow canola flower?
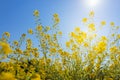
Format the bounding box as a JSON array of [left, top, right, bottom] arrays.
[[33, 10, 39, 17], [0, 72, 16, 80], [31, 73, 41, 80], [110, 46, 118, 53], [110, 22, 115, 26], [81, 32, 87, 39], [74, 27, 80, 33], [89, 11, 94, 17], [84, 42, 89, 47], [66, 41, 71, 48], [76, 38, 84, 44], [22, 33, 26, 37], [94, 41, 107, 53], [53, 13, 60, 23], [101, 21, 106, 26], [16, 48, 23, 54], [3, 32, 10, 38], [45, 34, 51, 40], [53, 13, 59, 18], [49, 48, 57, 53], [36, 25, 42, 31], [70, 32, 76, 38], [13, 40, 19, 46], [101, 36, 107, 41], [55, 17, 60, 23], [28, 29, 33, 34], [58, 31, 62, 35], [88, 23, 96, 31], [82, 18, 88, 23], [117, 34, 120, 39], [0, 42, 12, 54]]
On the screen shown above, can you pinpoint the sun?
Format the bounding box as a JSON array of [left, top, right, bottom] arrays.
[[89, 0, 99, 7], [83, 0, 100, 8]]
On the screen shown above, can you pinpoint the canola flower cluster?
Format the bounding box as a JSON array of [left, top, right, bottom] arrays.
[[0, 10, 120, 80]]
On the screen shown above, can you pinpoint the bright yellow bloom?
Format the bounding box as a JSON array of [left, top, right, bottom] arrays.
[[55, 17, 60, 23], [0, 42, 12, 54], [95, 41, 107, 53], [117, 34, 120, 39], [0, 72, 16, 80], [70, 32, 76, 37], [66, 41, 70, 48], [53, 13, 60, 23], [101, 21, 106, 26], [88, 23, 96, 31], [36, 25, 42, 31], [81, 32, 87, 39], [111, 33, 115, 37], [58, 31, 62, 35], [22, 33, 26, 37], [82, 18, 88, 23], [58, 49, 63, 54], [74, 27, 80, 32], [76, 38, 83, 44], [89, 11, 94, 17], [101, 36, 107, 41], [13, 40, 19, 46], [110, 46, 118, 53], [28, 29, 33, 34], [69, 39, 74, 43], [110, 22, 115, 26], [72, 44, 78, 50], [45, 34, 51, 40], [53, 13, 59, 18], [31, 73, 41, 80], [16, 48, 23, 54], [33, 10, 39, 17], [49, 48, 57, 53], [3, 32, 10, 38], [84, 42, 89, 47]]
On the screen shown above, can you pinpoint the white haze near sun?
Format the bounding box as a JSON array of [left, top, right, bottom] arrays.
[[85, 0, 100, 7]]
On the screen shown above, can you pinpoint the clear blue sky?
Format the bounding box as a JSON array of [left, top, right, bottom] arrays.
[[0, 0, 120, 42]]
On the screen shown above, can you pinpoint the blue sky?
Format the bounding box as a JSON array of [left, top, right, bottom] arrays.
[[0, 0, 120, 42]]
